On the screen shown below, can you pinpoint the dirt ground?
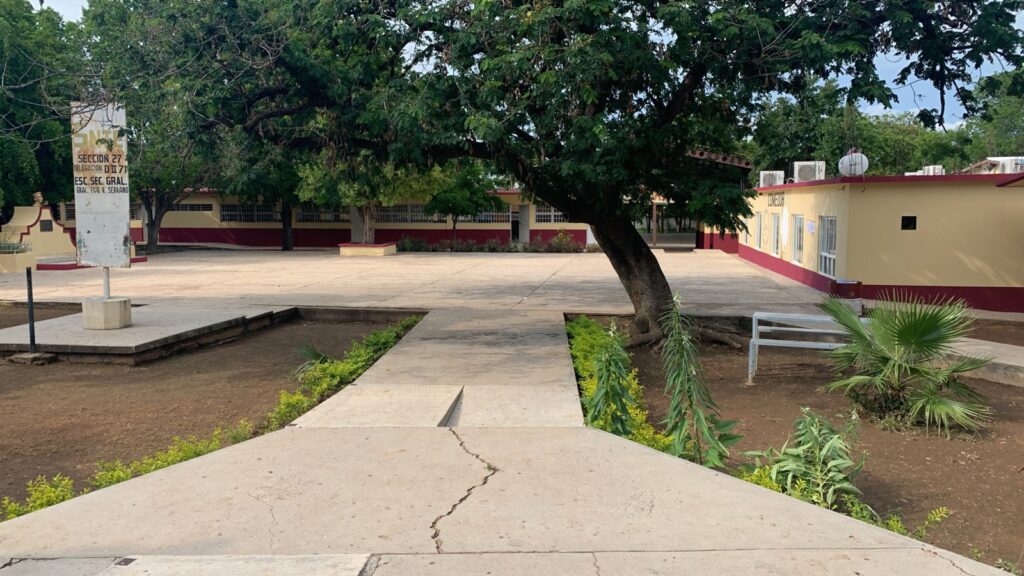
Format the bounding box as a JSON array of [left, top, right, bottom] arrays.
[[970, 318, 1024, 347], [0, 319, 385, 499], [0, 304, 78, 329], [633, 343, 1024, 567]]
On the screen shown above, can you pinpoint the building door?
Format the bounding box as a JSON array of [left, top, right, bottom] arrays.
[[818, 216, 837, 277]]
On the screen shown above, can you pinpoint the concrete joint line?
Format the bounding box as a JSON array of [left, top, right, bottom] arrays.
[[926, 548, 983, 576], [358, 554, 383, 576], [429, 428, 500, 554]]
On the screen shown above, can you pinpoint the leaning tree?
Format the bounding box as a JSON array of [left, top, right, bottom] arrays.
[[401, 0, 1024, 340], [69, 0, 1023, 340]]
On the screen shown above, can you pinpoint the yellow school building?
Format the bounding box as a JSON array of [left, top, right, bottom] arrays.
[[738, 173, 1024, 312]]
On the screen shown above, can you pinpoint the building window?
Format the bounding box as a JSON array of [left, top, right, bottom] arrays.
[[220, 204, 281, 223], [744, 218, 750, 245], [818, 216, 837, 278], [469, 208, 511, 223], [755, 213, 763, 249], [901, 216, 917, 230], [63, 204, 76, 220], [170, 203, 214, 212], [376, 204, 445, 224], [534, 202, 567, 224], [40, 220, 53, 232], [792, 214, 804, 263], [297, 203, 350, 223], [771, 213, 781, 256]]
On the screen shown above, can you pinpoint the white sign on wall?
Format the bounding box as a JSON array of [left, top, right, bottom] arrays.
[[71, 103, 131, 268]]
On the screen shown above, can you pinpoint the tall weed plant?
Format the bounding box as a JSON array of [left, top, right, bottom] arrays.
[[659, 295, 740, 467]]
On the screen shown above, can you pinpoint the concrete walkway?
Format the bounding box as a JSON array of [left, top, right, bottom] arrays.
[[0, 309, 1003, 575]]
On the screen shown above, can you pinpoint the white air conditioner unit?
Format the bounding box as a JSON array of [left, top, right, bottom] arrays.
[[904, 171, 924, 176], [922, 165, 946, 176], [759, 171, 785, 188], [793, 161, 826, 183]]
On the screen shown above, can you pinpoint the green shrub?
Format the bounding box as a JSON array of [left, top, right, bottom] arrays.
[[526, 229, 584, 253], [1, 475, 76, 520], [397, 235, 430, 252], [746, 409, 862, 510], [567, 316, 672, 452], [92, 433, 223, 489], [842, 494, 950, 539], [738, 466, 782, 492], [821, 295, 992, 435], [90, 460, 135, 489], [268, 390, 314, 430], [996, 560, 1022, 575], [660, 294, 740, 468], [226, 419, 255, 444]]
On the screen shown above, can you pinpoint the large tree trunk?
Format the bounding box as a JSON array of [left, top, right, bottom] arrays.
[[281, 200, 294, 251], [140, 192, 164, 254], [591, 216, 674, 343], [358, 203, 377, 244], [145, 216, 162, 254]]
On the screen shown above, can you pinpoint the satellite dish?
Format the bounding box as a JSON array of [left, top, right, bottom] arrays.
[[839, 149, 869, 177]]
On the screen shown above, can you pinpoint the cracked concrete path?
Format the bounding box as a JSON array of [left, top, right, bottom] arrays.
[[0, 309, 1006, 575]]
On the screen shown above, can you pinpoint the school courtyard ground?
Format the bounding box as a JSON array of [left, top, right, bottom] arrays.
[[0, 249, 1021, 575]]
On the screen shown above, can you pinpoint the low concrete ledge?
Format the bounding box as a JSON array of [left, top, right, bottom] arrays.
[[338, 242, 397, 257], [0, 252, 36, 274]]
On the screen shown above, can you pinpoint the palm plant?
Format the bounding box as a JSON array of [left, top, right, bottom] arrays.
[[659, 294, 740, 468], [821, 293, 992, 435], [587, 324, 635, 437]]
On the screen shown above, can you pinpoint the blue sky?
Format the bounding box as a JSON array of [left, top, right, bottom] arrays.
[[46, 0, 1023, 123]]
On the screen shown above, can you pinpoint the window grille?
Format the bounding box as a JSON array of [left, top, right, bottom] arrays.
[[220, 204, 281, 223], [469, 209, 511, 223], [170, 203, 214, 212], [818, 216, 837, 278], [534, 202, 567, 223], [771, 213, 781, 256], [376, 204, 445, 224], [792, 215, 804, 263], [297, 203, 350, 223], [63, 204, 76, 220]]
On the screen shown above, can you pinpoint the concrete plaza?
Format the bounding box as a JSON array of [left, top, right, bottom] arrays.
[[0, 249, 824, 316], [0, 251, 1013, 575]]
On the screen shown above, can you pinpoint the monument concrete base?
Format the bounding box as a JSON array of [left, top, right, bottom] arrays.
[[83, 297, 132, 330]]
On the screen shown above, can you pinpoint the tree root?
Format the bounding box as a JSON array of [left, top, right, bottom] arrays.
[[693, 326, 746, 350], [627, 330, 663, 349]]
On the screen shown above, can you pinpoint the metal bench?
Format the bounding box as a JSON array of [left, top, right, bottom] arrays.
[[747, 312, 856, 383]]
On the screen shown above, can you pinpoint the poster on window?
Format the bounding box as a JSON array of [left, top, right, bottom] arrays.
[[71, 102, 131, 268]]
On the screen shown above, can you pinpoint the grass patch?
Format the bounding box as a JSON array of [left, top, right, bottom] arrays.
[[0, 315, 422, 522]]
